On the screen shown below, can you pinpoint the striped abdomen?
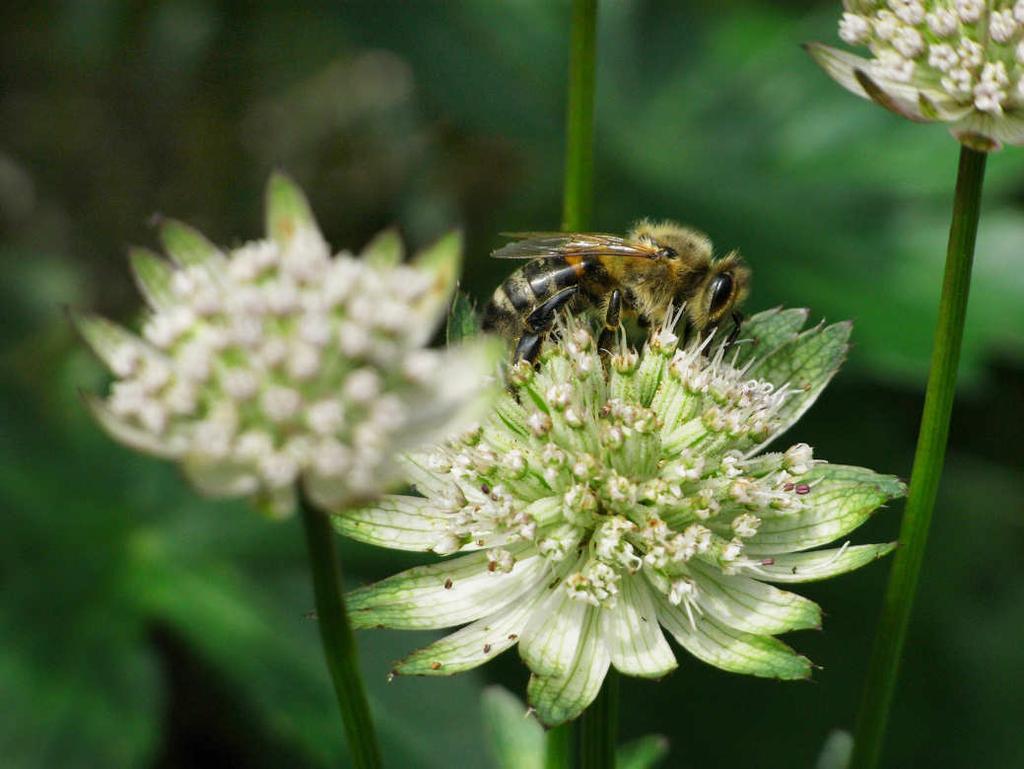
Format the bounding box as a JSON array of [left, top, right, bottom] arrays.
[[482, 255, 606, 340]]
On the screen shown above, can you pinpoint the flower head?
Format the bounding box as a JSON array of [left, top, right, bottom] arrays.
[[339, 309, 905, 726], [75, 173, 500, 517], [809, 1, 1024, 150]]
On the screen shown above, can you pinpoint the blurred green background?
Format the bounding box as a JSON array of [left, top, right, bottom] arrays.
[[3, 1, 1023, 767]]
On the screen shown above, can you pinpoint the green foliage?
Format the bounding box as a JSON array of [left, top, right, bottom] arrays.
[[616, 735, 669, 769], [482, 686, 545, 769], [816, 730, 853, 769], [481, 686, 668, 769]]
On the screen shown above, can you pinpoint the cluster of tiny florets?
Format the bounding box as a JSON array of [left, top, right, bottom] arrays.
[[79, 176, 489, 516], [417, 317, 819, 619], [839, 0, 1024, 115]]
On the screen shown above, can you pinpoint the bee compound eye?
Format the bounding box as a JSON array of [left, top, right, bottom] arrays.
[[709, 273, 734, 315]]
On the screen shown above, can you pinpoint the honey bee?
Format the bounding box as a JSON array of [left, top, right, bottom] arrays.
[[481, 220, 750, 363]]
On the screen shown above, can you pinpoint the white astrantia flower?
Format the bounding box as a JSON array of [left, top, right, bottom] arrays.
[[809, 0, 1024, 151], [337, 308, 905, 726], [75, 173, 501, 517]]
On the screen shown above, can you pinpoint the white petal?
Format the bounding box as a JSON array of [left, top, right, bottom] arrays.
[[751, 543, 896, 584], [254, 484, 297, 519], [745, 465, 904, 555], [399, 453, 454, 498], [950, 110, 1024, 151], [331, 495, 452, 552], [393, 594, 538, 676], [129, 247, 177, 311], [361, 228, 404, 268], [158, 218, 228, 276], [347, 547, 550, 630], [686, 559, 821, 635], [397, 340, 503, 452], [657, 596, 811, 680], [408, 231, 462, 344], [182, 456, 260, 498], [526, 607, 610, 727], [264, 172, 323, 247], [805, 43, 967, 122], [72, 312, 163, 373], [519, 573, 589, 676], [83, 394, 186, 458], [601, 573, 677, 678]]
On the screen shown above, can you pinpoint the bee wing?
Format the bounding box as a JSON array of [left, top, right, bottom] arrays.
[[492, 232, 661, 260]]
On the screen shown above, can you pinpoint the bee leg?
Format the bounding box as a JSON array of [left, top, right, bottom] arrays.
[[514, 286, 578, 364], [597, 289, 622, 357], [724, 311, 744, 350], [514, 333, 543, 365]]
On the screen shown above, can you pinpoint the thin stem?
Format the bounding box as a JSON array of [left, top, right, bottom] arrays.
[[850, 145, 987, 769], [579, 669, 619, 769], [299, 489, 383, 769], [548, 2, 598, 767], [545, 724, 574, 769], [561, 0, 598, 232]]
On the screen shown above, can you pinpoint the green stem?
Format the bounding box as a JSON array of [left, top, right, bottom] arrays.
[[545, 724, 574, 769], [579, 669, 619, 769], [547, 2, 598, 767], [850, 145, 987, 769], [299, 490, 383, 769], [561, 0, 598, 232]]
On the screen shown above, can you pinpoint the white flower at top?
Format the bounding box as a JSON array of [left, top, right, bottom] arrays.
[[809, 1, 1024, 151], [76, 173, 500, 517], [336, 309, 905, 726]]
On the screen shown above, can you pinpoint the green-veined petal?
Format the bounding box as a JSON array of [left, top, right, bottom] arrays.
[[158, 218, 227, 274], [602, 573, 677, 678], [393, 594, 538, 676], [748, 321, 850, 451], [397, 338, 504, 453], [331, 495, 453, 552], [657, 597, 812, 680], [686, 559, 821, 634], [745, 464, 904, 555], [347, 547, 549, 630], [71, 311, 164, 373], [751, 543, 897, 584], [82, 394, 187, 458], [526, 607, 610, 727], [519, 571, 590, 676], [732, 307, 809, 370], [408, 230, 462, 343], [265, 171, 322, 247], [129, 248, 177, 311], [181, 456, 260, 497], [361, 228, 404, 268]]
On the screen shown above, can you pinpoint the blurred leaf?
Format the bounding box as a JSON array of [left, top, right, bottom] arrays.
[[815, 730, 853, 769], [482, 685, 544, 769], [447, 289, 480, 345], [0, 635, 161, 769], [616, 734, 669, 769]]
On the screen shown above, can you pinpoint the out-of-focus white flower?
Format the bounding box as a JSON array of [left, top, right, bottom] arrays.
[[809, 1, 1024, 151], [337, 309, 904, 726], [76, 173, 501, 517]]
